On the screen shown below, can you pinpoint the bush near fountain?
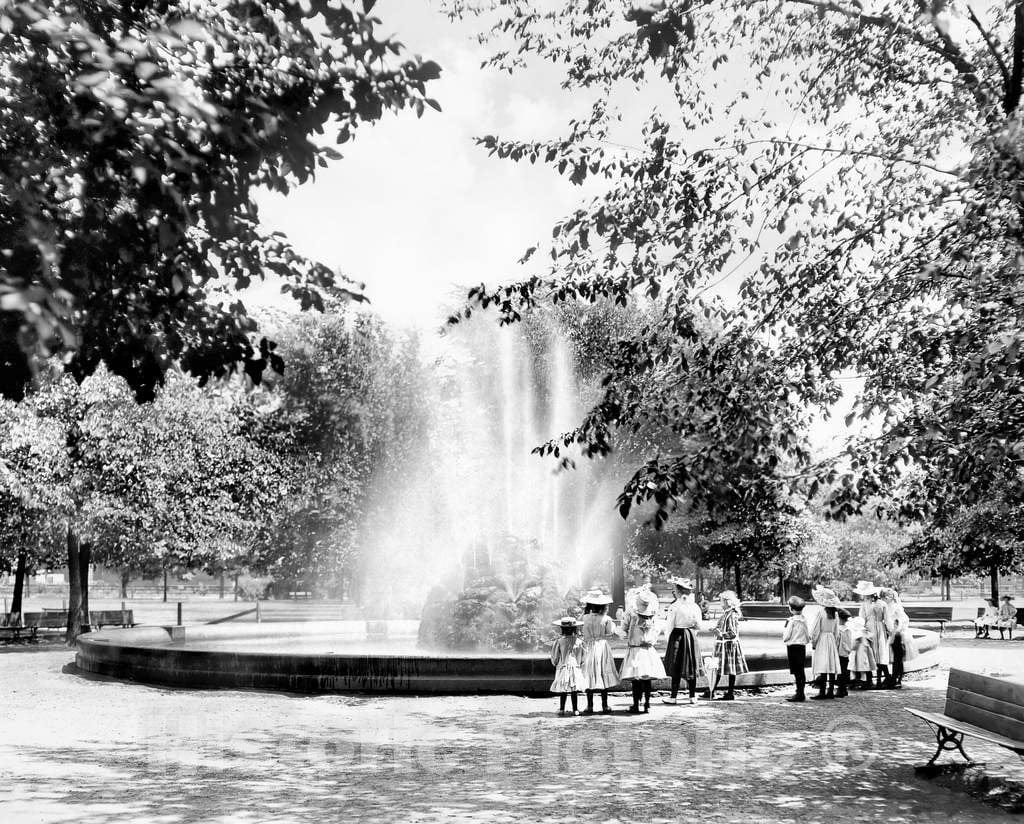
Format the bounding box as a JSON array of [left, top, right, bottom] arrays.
[[418, 536, 575, 652]]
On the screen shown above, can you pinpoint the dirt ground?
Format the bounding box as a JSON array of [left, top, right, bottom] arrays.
[[2, 637, 1024, 823]]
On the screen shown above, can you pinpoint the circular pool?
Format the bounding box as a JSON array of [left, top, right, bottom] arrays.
[[75, 619, 940, 695]]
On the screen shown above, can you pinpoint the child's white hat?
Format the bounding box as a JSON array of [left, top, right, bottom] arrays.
[[552, 616, 583, 628]]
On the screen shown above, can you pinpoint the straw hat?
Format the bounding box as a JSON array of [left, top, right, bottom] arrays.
[[852, 580, 881, 597], [579, 589, 613, 605], [668, 576, 694, 591], [812, 586, 841, 608], [634, 592, 659, 617], [1002, 594, 1015, 602], [717, 590, 741, 609], [551, 616, 584, 628]]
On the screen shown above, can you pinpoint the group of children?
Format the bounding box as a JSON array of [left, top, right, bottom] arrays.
[[782, 580, 919, 701], [974, 595, 1017, 639], [550, 576, 932, 714], [549, 578, 747, 715]]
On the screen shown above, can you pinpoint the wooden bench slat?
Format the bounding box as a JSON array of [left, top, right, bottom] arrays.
[[906, 707, 1024, 752], [944, 699, 1024, 742], [948, 687, 1024, 725], [950, 669, 1024, 706]]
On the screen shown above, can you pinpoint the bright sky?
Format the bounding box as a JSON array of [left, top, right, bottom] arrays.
[[252, 1, 861, 451], [255, 1, 603, 328]]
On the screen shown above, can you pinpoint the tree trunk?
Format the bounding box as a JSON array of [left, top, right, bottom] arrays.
[[121, 568, 130, 599], [734, 564, 741, 598], [65, 526, 83, 644], [219, 571, 225, 599], [10, 551, 27, 622], [991, 565, 1000, 603], [79, 541, 91, 632], [163, 567, 168, 603], [941, 573, 951, 601], [234, 573, 239, 602], [779, 571, 786, 603], [611, 542, 625, 614]]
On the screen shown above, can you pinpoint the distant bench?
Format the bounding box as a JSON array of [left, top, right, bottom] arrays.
[[907, 668, 1024, 767], [0, 609, 135, 643]]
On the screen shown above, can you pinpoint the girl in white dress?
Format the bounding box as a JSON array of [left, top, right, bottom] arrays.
[[810, 587, 841, 700], [579, 589, 621, 714], [620, 591, 666, 713], [975, 599, 998, 638], [549, 617, 587, 716]]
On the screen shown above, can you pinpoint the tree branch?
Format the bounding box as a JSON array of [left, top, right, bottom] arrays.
[[967, 5, 1010, 93], [1007, 2, 1024, 114]]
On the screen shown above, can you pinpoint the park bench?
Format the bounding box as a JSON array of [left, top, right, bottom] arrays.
[[0, 615, 38, 643], [287, 591, 312, 600], [903, 605, 955, 635], [906, 668, 1024, 767]]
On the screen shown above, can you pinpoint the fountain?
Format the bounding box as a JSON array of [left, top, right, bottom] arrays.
[[75, 317, 941, 693]]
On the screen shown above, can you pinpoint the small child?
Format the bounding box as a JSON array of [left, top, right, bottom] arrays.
[[836, 609, 853, 698], [810, 587, 841, 700], [550, 617, 587, 716], [708, 590, 748, 700], [997, 595, 1017, 640], [619, 592, 666, 713], [782, 595, 809, 703], [579, 590, 621, 714], [848, 614, 875, 690], [975, 599, 997, 639]]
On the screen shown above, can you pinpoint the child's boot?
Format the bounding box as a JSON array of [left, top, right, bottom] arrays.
[[810, 680, 827, 700], [825, 676, 836, 699], [582, 691, 595, 716], [601, 691, 611, 714]]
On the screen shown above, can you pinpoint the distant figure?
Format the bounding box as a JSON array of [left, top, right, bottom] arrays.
[[661, 576, 705, 706], [579, 590, 620, 715], [997, 595, 1017, 640], [549, 617, 587, 716], [696, 592, 709, 620], [620, 591, 666, 713], [975, 598, 998, 639], [707, 590, 747, 701], [810, 587, 841, 700], [782, 596, 809, 703]]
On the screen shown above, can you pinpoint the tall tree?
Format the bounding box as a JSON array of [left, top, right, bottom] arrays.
[[447, 1, 1024, 537], [0, 0, 441, 400]]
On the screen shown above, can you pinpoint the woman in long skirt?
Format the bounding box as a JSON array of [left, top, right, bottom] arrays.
[[661, 577, 705, 705], [852, 580, 885, 688], [579, 589, 620, 714], [708, 590, 747, 701]]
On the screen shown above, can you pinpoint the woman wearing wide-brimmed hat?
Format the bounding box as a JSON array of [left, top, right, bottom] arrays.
[[997, 594, 1017, 640], [707, 590, 748, 700], [809, 586, 841, 699], [661, 577, 705, 706], [620, 591, 667, 713], [549, 616, 587, 716], [579, 589, 621, 714]]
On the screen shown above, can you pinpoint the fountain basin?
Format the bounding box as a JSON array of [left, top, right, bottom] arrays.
[[75, 620, 940, 695]]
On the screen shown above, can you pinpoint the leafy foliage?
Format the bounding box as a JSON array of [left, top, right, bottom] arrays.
[[0, 0, 440, 400], [444, 1, 1024, 575]]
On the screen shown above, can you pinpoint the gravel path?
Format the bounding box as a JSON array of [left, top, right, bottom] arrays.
[[2, 639, 1024, 823]]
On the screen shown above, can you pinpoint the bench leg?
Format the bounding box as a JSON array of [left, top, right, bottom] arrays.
[[928, 726, 972, 767]]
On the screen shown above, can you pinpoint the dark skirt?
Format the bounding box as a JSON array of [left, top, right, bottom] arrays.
[[786, 644, 806, 676], [664, 627, 705, 679]]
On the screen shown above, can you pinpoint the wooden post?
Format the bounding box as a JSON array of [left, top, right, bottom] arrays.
[[177, 602, 182, 626]]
